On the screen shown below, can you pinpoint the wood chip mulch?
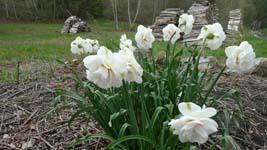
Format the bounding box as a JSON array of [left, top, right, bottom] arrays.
[[0, 62, 267, 150]]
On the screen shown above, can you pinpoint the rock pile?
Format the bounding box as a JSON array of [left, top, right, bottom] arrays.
[[150, 8, 184, 40], [225, 9, 243, 45], [183, 0, 219, 42], [61, 16, 90, 34]]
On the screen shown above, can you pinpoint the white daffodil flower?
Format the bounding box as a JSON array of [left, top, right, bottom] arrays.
[[135, 25, 155, 50], [86, 39, 100, 53], [83, 46, 127, 89], [71, 37, 100, 54], [198, 23, 226, 50], [119, 49, 143, 83], [179, 13, 195, 35], [169, 102, 218, 144], [225, 41, 256, 74], [120, 34, 136, 52], [71, 36, 92, 54], [162, 24, 181, 44]]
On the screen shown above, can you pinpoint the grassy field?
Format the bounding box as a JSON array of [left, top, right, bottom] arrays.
[[0, 19, 135, 64], [0, 19, 267, 80]]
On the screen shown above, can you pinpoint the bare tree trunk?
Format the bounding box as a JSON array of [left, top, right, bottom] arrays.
[[31, 0, 38, 21], [53, 0, 56, 20], [127, 0, 142, 30], [12, 0, 18, 19], [4, 0, 9, 18], [127, 0, 132, 25], [114, 0, 119, 30], [152, 0, 158, 23], [164, 0, 168, 9], [110, 0, 119, 30]]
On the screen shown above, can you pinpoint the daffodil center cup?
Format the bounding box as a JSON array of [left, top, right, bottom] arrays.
[[141, 34, 147, 42], [235, 51, 241, 64], [101, 63, 112, 73], [207, 33, 215, 40]]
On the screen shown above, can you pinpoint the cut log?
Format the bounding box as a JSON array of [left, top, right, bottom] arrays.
[[151, 8, 184, 40]]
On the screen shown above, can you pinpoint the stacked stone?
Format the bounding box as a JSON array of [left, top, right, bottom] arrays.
[[225, 9, 243, 44], [61, 16, 90, 34], [183, 0, 218, 42], [150, 8, 184, 40]]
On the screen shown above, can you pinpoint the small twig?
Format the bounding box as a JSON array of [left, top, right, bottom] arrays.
[[0, 96, 7, 132], [66, 9, 72, 16], [34, 136, 56, 150], [17, 60, 20, 85], [251, 90, 267, 99], [39, 124, 67, 135], [94, 138, 101, 150], [6, 85, 34, 100], [232, 135, 262, 148], [22, 108, 39, 126], [0, 141, 20, 150], [246, 107, 267, 122], [16, 105, 31, 114]]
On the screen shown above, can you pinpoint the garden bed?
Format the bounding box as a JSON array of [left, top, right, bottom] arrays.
[[0, 63, 266, 150]]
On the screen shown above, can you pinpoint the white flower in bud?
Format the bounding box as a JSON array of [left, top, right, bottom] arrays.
[[120, 34, 136, 52]]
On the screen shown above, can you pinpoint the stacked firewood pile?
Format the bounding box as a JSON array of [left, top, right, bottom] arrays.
[[183, 0, 219, 42], [150, 8, 184, 40], [61, 16, 91, 34], [225, 9, 243, 45]]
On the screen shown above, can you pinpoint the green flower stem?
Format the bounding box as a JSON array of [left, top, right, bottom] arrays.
[[149, 48, 156, 74], [122, 81, 139, 133]]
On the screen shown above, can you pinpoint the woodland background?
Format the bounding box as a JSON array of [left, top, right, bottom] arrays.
[[0, 0, 266, 28]]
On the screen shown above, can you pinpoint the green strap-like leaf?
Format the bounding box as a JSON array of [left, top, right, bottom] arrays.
[[109, 109, 127, 128], [68, 133, 114, 147], [105, 135, 155, 150], [151, 106, 165, 129], [118, 123, 131, 138], [68, 108, 87, 127]]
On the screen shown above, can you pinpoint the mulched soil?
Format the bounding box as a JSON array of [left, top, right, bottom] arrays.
[[216, 75, 267, 150], [0, 62, 267, 150], [0, 63, 107, 150]]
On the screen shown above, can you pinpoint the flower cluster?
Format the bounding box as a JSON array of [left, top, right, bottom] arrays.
[[162, 14, 195, 44], [71, 36, 100, 54], [169, 102, 218, 144], [68, 12, 256, 146], [120, 34, 136, 52], [82, 37, 143, 89]]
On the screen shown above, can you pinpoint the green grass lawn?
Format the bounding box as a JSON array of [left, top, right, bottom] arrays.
[[0, 19, 267, 80], [0, 19, 135, 64]]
